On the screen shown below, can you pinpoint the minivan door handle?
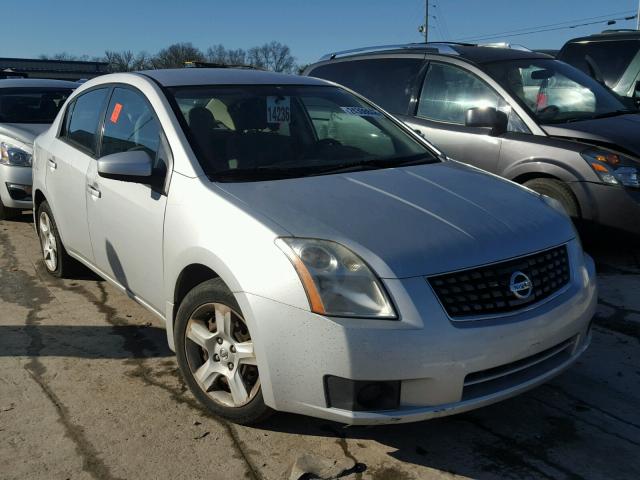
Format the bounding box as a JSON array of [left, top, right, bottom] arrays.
[[87, 184, 101, 199], [47, 158, 57, 170]]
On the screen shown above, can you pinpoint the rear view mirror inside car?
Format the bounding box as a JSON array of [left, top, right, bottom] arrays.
[[531, 69, 554, 80]]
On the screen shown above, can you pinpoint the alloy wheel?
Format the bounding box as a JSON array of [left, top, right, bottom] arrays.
[[184, 302, 260, 407], [39, 211, 58, 272]]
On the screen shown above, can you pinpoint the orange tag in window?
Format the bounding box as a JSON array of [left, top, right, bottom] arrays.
[[110, 103, 123, 123]]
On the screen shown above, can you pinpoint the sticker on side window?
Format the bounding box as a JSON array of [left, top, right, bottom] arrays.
[[110, 103, 123, 123], [267, 96, 291, 123], [340, 106, 382, 117]]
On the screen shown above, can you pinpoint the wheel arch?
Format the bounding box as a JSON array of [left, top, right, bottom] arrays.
[[33, 189, 47, 231], [173, 263, 221, 324]]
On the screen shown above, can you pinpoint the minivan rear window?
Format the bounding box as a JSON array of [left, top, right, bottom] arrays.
[[308, 58, 424, 114], [559, 40, 640, 88]]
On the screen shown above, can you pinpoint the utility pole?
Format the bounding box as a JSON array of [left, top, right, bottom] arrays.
[[425, 0, 429, 43], [418, 1, 429, 43], [637, 0, 640, 30]]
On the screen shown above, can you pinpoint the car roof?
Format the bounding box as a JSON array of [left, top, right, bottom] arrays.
[[0, 78, 79, 89], [564, 30, 640, 44], [313, 43, 550, 67], [137, 68, 329, 87], [449, 45, 550, 64]]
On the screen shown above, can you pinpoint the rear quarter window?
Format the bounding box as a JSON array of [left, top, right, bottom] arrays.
[[308, 58, 424, 114]]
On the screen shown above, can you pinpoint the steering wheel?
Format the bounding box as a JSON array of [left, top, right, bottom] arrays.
[[537, 105, 560, 118], [315, 138, 342, 148]]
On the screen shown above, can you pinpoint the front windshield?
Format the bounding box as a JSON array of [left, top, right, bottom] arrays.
[[168, 84, 437, 181], [485, 59, 630, 124], [0, 88, 73, 124]]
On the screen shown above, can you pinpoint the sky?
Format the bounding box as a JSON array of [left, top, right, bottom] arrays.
[[2, 0, 639, 66]]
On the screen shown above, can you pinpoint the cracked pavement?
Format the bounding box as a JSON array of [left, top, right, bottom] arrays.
[[1, 214, 639, 480]]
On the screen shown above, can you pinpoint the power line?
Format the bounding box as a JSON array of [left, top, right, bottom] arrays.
[[433, 0, 452, 40], [456, 10, 636, 42]]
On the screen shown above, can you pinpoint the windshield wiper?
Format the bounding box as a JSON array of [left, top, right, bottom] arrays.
[[310, 154, 437, 176], [589, 109, 635, 120], [211, 167, 310, 182], [560, 110, 635, 123]]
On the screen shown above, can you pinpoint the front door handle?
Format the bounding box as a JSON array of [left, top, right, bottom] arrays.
[[87, 185, 101, 199], [48, 158, 57, 170]]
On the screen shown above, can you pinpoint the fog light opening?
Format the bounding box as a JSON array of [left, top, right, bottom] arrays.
[[325, 376, 401, 412]]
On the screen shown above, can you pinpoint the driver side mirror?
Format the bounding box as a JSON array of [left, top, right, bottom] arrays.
[[465, 107, 508, 136], [97, 150, 153, 182]]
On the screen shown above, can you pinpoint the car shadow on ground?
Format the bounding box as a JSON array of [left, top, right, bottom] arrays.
[[0, 324, 173, 359]]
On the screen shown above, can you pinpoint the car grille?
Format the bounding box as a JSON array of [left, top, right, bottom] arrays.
[[428, 245, 570, 319], [462, 337, 576, 401]]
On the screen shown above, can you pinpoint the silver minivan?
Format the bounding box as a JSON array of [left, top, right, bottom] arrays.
[[32, 68, 596, 425]]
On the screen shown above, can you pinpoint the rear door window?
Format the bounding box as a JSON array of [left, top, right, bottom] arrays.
[[64, 88, 109, 154], [308, 58, 424, 114], [559, 40, 640, 87]]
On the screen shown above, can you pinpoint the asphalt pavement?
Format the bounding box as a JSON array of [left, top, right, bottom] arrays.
[[1, 214, 639, 480]]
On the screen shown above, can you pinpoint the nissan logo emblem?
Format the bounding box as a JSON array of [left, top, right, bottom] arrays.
[[509, 271, 533, 299]]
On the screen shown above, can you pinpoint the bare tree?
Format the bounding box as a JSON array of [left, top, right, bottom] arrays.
[[38, 41, 298, 72], [206, 44, 247, 65], [151, 42, 205, 69], [104, 50, 152, 72], [39, 52, 91, 61], [247, 41, 296, 73]]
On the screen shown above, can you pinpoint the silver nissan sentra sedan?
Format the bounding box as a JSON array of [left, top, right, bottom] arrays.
[[31, 68, 597, 425], [0, 79, 76, 219]]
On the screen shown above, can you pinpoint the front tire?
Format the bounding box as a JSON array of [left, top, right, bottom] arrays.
[[37, 201, 75, 278], [175, 278, 272, 425], [524, 178, 580, 218]]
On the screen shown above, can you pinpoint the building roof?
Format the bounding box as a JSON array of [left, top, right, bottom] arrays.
[[137, 68, 328, 87], [0, 78, 79, 89]]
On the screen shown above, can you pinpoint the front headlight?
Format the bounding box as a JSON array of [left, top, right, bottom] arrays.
[[581, 148, 639, 188], [276, 238, 396, 318], [0, 142, 32, 167]]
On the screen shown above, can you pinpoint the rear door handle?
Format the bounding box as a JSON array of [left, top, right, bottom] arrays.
[[87, 185, 101, 199], [48, 158, 57, 170]]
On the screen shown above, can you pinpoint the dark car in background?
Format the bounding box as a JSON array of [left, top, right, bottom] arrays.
[[558, 30, 640, 104], [305, 43, 640, 236]]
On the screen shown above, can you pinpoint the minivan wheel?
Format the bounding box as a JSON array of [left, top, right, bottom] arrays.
[[0, 198, 20, 221], [175, 278, 272, 425], [524, 178, 580, 218], [37, 201, 75, 277]]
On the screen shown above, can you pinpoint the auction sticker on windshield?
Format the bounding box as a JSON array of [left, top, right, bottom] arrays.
[[340, 106, 382, 117], [267, 96, 291, 123]]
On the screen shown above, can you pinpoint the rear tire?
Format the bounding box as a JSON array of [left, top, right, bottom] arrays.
[[37, 201, 76, 278], [0, 197, 20, 220], [175, 278, 272, 425], [524, 178, 580, 218]]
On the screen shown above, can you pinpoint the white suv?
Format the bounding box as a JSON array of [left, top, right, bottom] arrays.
[[32, 69, 596, 425]]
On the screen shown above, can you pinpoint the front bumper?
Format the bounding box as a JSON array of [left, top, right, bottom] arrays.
[[238, 241, 597, 425], [0, 164, 32, 209], [573, 181, 640, 236]]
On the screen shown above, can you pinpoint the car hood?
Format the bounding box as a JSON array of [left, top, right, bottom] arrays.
[[217, 162, 575, 278], [0, 123, 49, 146], [542, 114, 640, 157]]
